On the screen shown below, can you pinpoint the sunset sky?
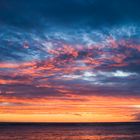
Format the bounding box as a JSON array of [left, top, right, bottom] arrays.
[[0, 0, 140, 122]]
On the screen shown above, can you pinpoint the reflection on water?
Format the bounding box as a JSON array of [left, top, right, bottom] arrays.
[[0, 122, 140, 140]]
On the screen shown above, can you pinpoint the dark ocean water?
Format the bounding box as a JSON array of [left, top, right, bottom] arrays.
[[0, 122, 140, 140]]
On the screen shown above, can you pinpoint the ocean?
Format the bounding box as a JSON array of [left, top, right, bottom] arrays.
[[0, 122, 140, 140]]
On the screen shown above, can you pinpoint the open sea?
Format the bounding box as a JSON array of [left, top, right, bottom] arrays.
[[0, 122, 140, 140]]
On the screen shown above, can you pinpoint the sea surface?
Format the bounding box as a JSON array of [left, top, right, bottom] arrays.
[[0, 122, 140, 140]]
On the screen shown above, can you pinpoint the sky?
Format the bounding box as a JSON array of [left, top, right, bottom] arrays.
[[0, 0, 140, 122]]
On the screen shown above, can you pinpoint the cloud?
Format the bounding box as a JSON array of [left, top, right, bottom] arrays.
[[132, 113, 140, 121], [1, 0, 140, 29], [1, 0, 140, 122], [0, 25, 140, 99], [0, 102, 29, 107], [112, 70, 137, 77]]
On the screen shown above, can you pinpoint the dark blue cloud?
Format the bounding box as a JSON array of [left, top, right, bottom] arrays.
[[0, 0, 140, 29]]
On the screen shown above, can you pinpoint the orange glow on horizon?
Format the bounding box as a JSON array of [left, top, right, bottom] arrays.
[[0, 95, 140, 122]]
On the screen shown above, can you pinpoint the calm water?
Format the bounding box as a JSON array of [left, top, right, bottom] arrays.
[[0, 122, 140, 140]]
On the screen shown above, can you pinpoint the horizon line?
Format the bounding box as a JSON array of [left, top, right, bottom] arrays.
[[0, 121, 140, 124]]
